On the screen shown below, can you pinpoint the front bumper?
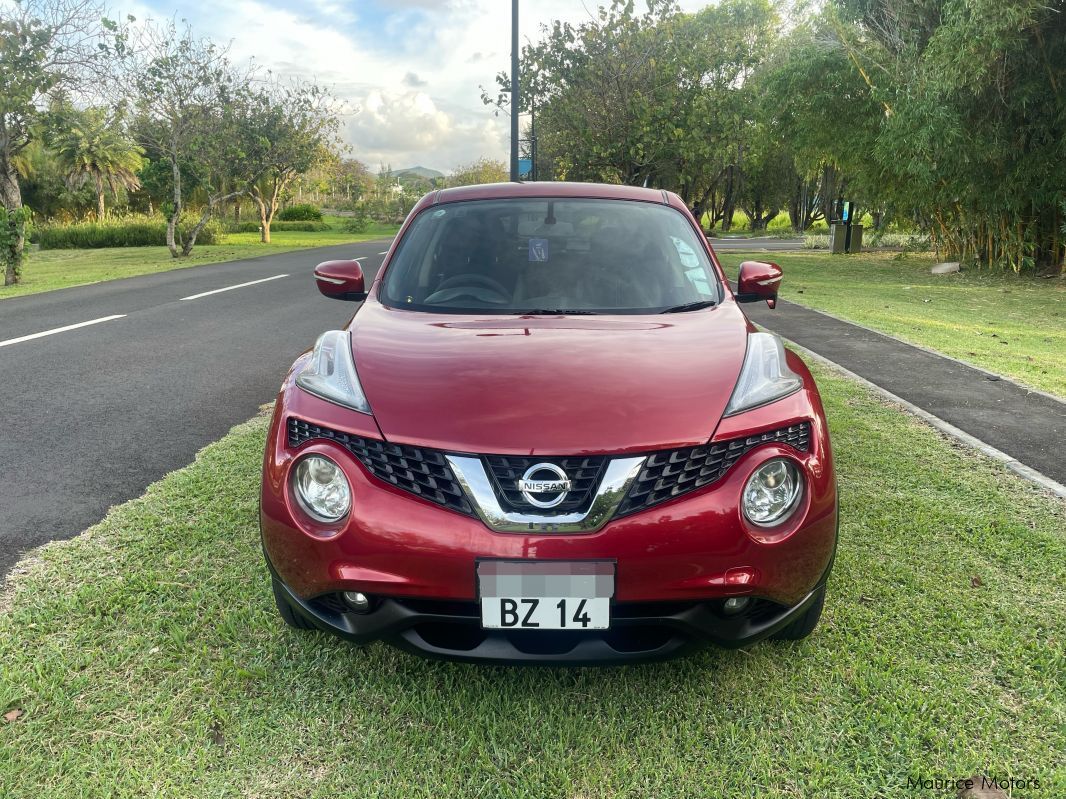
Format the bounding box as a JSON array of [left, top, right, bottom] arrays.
[[266, 552, 834, 664], [261, 373, 837, 663]]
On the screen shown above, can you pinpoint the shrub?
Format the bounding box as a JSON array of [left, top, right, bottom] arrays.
[[228, 220, 331, 233], [33, 214, 224, 249], [277, 203, 323, 222], [341, 211, 370, 233]]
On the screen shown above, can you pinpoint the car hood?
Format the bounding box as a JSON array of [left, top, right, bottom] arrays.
[[350, 302, 750, 455]]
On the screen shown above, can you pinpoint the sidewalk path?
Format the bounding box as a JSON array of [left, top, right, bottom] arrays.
[[743, 298, 1066, 490]]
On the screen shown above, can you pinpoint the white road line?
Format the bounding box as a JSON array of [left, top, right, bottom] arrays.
[[378, 251, 389, 255], [0, 314, 127, 348], [353, 257, 367, 262], [179, 274, 288, 301]]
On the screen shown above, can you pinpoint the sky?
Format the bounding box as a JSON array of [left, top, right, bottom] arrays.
[[115, 0, 710, 174]]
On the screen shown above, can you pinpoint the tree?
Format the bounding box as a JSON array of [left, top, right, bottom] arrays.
[[493, 0, 777, 232], [0, 0, 118, 283], [775, 0, 1066, 271], [50, 106, 143, 218], [245, 80, 339, 243], [118, 20, 262, 257], [446, 158, 507, 187]]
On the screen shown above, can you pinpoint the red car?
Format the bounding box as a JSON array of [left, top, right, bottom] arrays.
[[261, 182, 837, 664]]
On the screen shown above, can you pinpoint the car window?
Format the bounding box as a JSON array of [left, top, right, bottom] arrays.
[[380, 198, 719, 314]]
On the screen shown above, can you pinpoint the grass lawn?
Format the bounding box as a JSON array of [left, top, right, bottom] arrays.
[[716, 251, 1066, 398], [1, 364, 1063, 797], [0, 220, 398, 301]]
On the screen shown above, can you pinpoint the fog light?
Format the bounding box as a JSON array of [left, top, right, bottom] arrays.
[[343, 591, 370, 612], [723, 597, 750, 615]]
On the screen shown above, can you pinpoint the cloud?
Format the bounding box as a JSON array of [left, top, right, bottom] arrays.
[[114, 0, 709, 173]]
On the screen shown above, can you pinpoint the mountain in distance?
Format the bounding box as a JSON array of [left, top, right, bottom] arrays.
[[390, 166, 444, 179]]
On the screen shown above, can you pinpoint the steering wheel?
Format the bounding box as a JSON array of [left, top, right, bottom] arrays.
[[435, 273, 510, 300]]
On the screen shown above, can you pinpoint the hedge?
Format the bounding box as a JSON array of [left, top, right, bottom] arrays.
[[34, 217, 223, 249], [228, 220, 331, 233], [276, 203, 323, 221]]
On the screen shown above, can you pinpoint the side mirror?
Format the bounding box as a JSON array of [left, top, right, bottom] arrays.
[[314, 259, 366, 301], [736, 260, 782, 309]]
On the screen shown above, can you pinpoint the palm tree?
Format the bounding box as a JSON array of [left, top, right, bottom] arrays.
[[51, 108, 144, 219]]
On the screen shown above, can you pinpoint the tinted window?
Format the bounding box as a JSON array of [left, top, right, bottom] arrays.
[[380, 198, 719, 314]]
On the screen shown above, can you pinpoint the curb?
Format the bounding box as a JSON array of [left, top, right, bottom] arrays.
[[778, 337, 1066, 501]]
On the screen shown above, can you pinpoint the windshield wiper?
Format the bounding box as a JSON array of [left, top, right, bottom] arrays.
[[516, 308, 599, 315], [659, 299, 717, 314]]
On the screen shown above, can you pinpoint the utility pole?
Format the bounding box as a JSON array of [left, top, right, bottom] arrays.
[[509, 0, 520, 182]]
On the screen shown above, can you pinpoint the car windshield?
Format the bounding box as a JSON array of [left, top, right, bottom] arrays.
[[379, 198, 720, 314]]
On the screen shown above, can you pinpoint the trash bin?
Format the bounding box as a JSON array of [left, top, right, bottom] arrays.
[[848, 224, 863, 254], [829, 224, 847, 254]]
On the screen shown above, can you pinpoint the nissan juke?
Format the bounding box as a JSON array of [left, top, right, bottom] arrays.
[[260, 181, 837, 664]]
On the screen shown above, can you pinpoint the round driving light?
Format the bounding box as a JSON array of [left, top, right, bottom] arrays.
[[342, 591, 370, 612], [293, 455, 351, 522], [742, 458, 802, 527], [723, 597, 750, 615]]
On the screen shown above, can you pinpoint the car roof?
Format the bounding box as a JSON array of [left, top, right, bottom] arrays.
[[430, 181, 671, 206]]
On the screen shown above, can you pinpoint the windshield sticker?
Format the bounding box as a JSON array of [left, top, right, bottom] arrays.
[[528, 238, 549, 262]]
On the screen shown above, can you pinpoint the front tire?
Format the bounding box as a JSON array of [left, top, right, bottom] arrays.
[[771, 584, 826, 641], [272, 577, 316, 630]]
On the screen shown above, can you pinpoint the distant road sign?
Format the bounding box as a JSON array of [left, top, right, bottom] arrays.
[[518, 158, 533, 179]]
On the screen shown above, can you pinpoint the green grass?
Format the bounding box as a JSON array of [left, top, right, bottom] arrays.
[[1, 219, 398, 301], [718, 251, 1066, 397], [2, 364, 1063, 797]]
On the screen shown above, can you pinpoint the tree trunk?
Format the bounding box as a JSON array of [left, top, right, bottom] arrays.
[[251, 192, 271, 243], [95, 176, 106, 219], [0, 150, 25, 286], [789, 173, 818, 234], [182, 190, 243, 257], [182, 206, 213, 257], [1033, 204, 1064, 275], [721, 165, 740, 233], [260, 203, 270, 244], [166, 155, 182, 258]]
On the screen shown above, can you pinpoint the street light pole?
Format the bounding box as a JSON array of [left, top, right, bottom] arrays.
[[509, 0, 520, 182]]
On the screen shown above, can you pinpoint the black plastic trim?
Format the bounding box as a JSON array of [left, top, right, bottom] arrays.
[[264, 547, 835, 666]]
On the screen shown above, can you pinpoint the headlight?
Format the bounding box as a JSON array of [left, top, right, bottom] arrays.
[[296, 330, 372, 414], [293, 455, 351, 521], [742, 459, 802, 527], [724, 332, 802, 416]]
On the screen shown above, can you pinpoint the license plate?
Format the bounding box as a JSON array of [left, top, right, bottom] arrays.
[[477, 561, 614, 630]]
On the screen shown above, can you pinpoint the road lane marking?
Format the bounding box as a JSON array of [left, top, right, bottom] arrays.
[[0, 315, 127, 348], [179, 274, 288, 301], [353, 257, 367, 262], [378, 251, 388, 255]]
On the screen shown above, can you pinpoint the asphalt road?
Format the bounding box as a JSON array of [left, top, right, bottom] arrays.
[[0, 240, 393, 580], [709, 237, 804, 251]]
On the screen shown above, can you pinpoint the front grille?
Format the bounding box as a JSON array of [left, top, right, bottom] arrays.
[[615, 423, 810, 516], [289, 417, 810, 524], [483, 455, 609, 513], [287, 418, 474, 516]]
